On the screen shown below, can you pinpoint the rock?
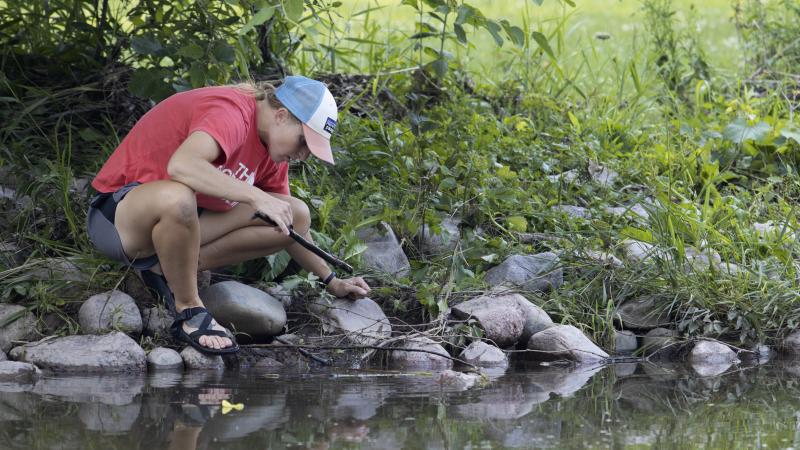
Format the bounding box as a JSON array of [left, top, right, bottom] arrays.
[[588, 161, 619, 186], [79, 290, 143, 336], [582, 250, 624, 268], [641, 328, 679, 358], [31, 374, 144, 405], [484, 252, 563, 292], [782, 330, 800, 357], [357, 222, 410, 276], [180, 347, 224, 370], [514, 296, 555, 343], [547, 169, 580, 184], [79, 402, 141, 433], [254, 357, 283, 369], [0, 242, 24, 268], [0, 185, 31, 209], [0, 361, 41, 382], [614, 362, 638, 377], [69, 177, 92, 197], [10, 332, 146, 372], [435, 370, 482, 390], [265, 284, 294, 310], [197, 270, 212, 290], [142, 306, 173, 337], [613, 295, 673, 330], [0, 304, 37, 352], [718, 261, 742, 277], [389, 337, 452, 371], [753, 221, 794, 240], [146, 347, 183, 370], [526, 325, 609, 363], [418, 217, 461, 255], [741, 343, 771, 365], [614, 330, 638, 354], [684, 247, 722, 271], [0, 350, 6, 361], [459, 341, 508, 368], [621, 239, 671, 263], [451, 295, 525, 347], [307, 297, 391, 346], [553, 205, 592, 219], [28, 258, 88, 299], [200, 281, 286, 338], [689, 340, 739, 365], [604, 204, 649, 220]]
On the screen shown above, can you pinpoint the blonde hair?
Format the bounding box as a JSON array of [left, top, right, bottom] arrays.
[[232, 80, 301, 123]]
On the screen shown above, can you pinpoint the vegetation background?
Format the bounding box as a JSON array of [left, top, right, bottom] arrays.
[[1, 0, 799, 350]]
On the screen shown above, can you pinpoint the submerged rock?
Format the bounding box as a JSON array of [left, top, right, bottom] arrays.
[[79, 290, 143, 336], [307, 296, 391, 346], [459, 341, 508, 368], [389, 337, 452, 371], [201, 281, 286, 338], [0, 304, 37, 353], [436, 370, 482, 391], [10, 332, 146, 372], [613, 295, 673, 330], [146, 347, 183, 370], [79, 402, 141, 433], [180, 347, 224, 370], [357, 222, 410, 276], [526, 325, 609, 363], [0, 361, 41, 382], [484, 252, 563, 292]]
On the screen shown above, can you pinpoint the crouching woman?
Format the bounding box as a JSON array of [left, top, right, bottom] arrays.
[[86, 76, 370, 355]]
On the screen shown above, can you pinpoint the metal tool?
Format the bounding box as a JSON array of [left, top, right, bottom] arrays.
[[253, 211, 354, 274]]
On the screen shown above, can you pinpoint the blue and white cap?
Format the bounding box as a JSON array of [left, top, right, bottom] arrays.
[[275, 75, 338, 165]]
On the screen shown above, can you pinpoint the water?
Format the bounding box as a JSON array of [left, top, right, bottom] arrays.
[[2, 361, 800, 449]]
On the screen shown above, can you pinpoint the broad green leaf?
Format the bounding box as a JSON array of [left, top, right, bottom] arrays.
[[177, 43, 204, 60], [401, 0, 420, 10], [189, 62, 206, 88], [344, 242, 368, 260], [453, 23, 467, 44], [780, 125, 800, 144], [264, 251, 292, 281], [455, 4, 474, 25], [506, 216, 528, 232], [620, 226, 653, 243], [429, 58, 448, 78], [484, 20, 504, 47], [500, 20, 525, 47], [722, 118, 771, 144], [211, 41, 236, 64], [283, 0, 304, 22], [131, 35, 162, 56], [239, 6, 275, 35], [531, 31, 556, 60], [128, 68, 172, 101]]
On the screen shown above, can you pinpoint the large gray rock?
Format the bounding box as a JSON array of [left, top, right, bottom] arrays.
[[200, 281, 286, 338], [28, 258, 89, 299], [358, 222, 410, 277], [0, 361, 41, 382], [484, 252, 563, 292], [689, 340, 739, 377], [0, 304, 37, 352], [142, 306, 173, 337], [459, 341, 508, 368], [389, 337, 452, 371], [146, 347, 183, 370], [614, 330, 638, 354], [180, 347, 224, 370], [452, 294, 543, 347], [641, 328, 680, 358], [79, 290, 142, 335], [308, 297, 391, 346], [526, 325, 609, 363], [621, 240, 672, 263], [614, 295, 673, 330], [418, 217, 461, 255], [9, 332, 146, 372]]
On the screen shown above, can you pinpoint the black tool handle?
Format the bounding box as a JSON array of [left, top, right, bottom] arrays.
[[253, 212, 354, 274]]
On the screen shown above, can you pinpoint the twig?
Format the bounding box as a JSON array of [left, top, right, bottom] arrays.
[[273, 336, 331, 366]]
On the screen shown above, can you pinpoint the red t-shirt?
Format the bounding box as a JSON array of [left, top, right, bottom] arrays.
[[92, 86, 289, 211]]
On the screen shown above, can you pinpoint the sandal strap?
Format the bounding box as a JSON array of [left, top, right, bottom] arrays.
[[173, 306, 208, 323], [172, 307, 234, 340]]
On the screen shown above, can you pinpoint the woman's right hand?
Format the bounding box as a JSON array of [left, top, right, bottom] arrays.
[[250, 193, 293, 235]]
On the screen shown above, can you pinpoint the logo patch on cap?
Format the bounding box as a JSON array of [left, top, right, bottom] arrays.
[[323, 117, 337, 134]]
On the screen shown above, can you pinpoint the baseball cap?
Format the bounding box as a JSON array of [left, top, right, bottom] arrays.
[[275, 76, 338, 165]]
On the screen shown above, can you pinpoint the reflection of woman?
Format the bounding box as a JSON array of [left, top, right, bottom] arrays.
[[87, 76, 370, 354]]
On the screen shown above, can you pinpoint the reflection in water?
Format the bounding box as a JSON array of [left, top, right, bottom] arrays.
[[1, 361, 800, 448]]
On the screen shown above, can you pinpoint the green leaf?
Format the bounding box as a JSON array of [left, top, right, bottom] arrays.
[[177, 43, 204, 60], [240, 6, 275, 35], [484, 20, 504, 47], [429, 58, 448, 78], [621, 226, 654, 243], [401, 0, 420, 10], [500, 20, 525, 47], [722, 118, 771, 144], [211, 41, 236, 64], [780, 125, 800, 144], [264, 251, 291, 281], [131, 35, 162, 56], [453, 23, 467, 44], [506, 216, 528, 232], [282, 0, 304, 22], [531, 31, 556, 60], [128, 68, 172, 101], [344, 242, 368, 260], [189, 62, 206, 88], [454, 4, 474, 25]]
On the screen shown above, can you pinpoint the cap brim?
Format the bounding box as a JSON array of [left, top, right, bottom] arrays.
[[302, 124, 335, 165]]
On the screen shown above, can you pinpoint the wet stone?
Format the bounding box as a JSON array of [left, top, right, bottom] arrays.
[[146, 347, 183, 370], [389, 337, 452, 371], [10, 332, 146, 372], [201, 281, 286, 338], [484, 252, 563, 292], [0, 304, 37, 352], [459, 341, 508, 368], [526, 325, 609, 364], [79, 290, 143, 336], [0, 361, 41, 382], [180, 347, 224, 370], [436, 370, 482, 391], [614, 330, 638, 354], [689, 340, 739, 365]]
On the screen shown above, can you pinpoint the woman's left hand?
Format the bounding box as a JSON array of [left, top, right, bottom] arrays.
[[327, 276, 371, 300]]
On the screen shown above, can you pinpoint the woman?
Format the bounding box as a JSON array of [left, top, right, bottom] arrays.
[[87, 76, 370, 355]]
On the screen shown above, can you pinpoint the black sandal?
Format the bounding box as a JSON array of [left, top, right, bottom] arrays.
[[140, 269, 176, 314], [171, 307, 239, 355]]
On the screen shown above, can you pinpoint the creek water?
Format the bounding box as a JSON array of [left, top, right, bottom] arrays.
[[1, 360, 799, 449]]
